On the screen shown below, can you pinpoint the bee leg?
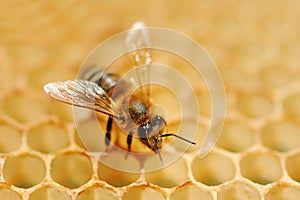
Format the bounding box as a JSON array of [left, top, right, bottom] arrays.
[[105, 116, 113, 152], [125, 131, 134, 159]]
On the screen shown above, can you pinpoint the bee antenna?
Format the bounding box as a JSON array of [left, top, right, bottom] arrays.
[[161, 133, 196, 145]]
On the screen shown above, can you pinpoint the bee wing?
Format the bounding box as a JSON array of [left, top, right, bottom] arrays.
[[125, 21, 152, 98], [44, 80, 120, 119]]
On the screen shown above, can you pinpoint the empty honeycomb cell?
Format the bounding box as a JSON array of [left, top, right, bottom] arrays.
[[261, 120, 300, 152], [3, 154, 46, 188], [29, 186, 71, 200], [50, 152, 93, 189], [48, 99, 74, 122], [73, 111, 112, 153], [7, 41, 49, 70], [236, 94, 273, 118], [74, 129, 86, 150], [198, 93, 211, 117], [121, 185, 166, 200], [217, 121, 254, 152], [0, 66, 16, 92], [170, 183, 213, 200], [240, 152, 282, 185], [144, 158, 188, 188], [222, 67, 254, 91], [283, 93, 300, 119], [76, 185, 118, 200], [217, 181, 261, 200], [27, 122, 70, 153], [148, 84, 181, 122], [265, 184, 300, 200], [185, 123, 208, 153], [0, 123, 22, 153], [259, 67, 294, 88], [2, 92, 47, 123], [97, 159, 140, 187], [165, 115, 206, 153], [285, 152, 300, 183], [0, 186, 22, 200], [191, 151, 236, 186], [27, 66, 73, 90]]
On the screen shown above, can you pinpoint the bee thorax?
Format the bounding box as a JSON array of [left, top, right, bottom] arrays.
[[128, 100, 148, 125]]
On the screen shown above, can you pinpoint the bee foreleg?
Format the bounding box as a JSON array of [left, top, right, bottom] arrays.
[[105, 116, 113, 152], [125, 131, 134, 159]]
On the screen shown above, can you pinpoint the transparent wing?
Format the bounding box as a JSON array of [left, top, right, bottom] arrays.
[[44, 79, 121, 119], [125, 21, 152, 98]]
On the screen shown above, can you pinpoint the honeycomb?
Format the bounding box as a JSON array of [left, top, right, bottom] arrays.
[[1, 0, 300, 199]]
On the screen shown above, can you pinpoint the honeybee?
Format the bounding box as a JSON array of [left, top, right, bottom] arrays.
[[44, 22, 196, 163]]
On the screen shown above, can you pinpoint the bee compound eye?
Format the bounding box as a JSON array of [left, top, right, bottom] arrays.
[[137, 125, 148, 139]]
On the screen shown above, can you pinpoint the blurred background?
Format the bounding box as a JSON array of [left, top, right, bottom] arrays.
[[1, 0, 299, 95], [1, 0, 300, 199]]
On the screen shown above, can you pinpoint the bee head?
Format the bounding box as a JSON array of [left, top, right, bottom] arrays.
[[149, 115, 166, 133], [137, 115, 166, 151], [148, 115, 167, 150]]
